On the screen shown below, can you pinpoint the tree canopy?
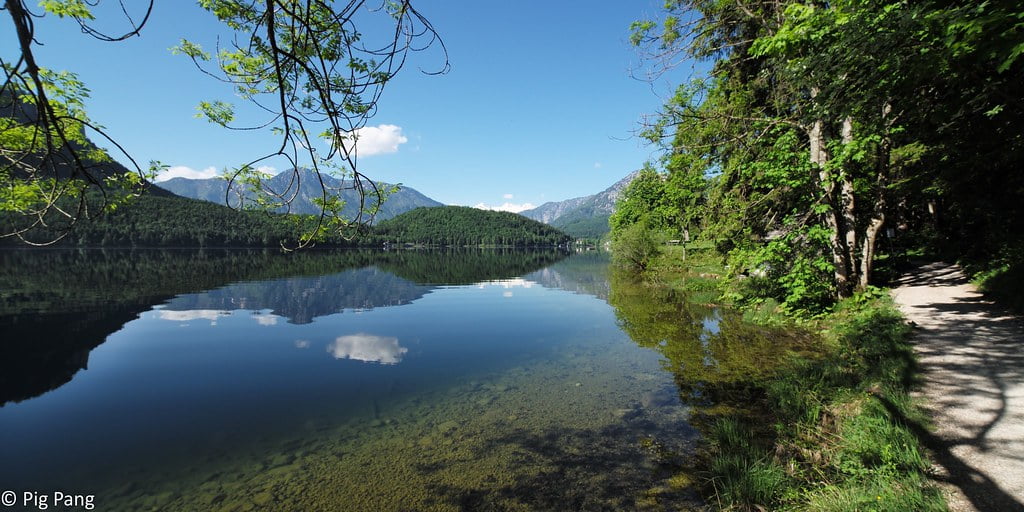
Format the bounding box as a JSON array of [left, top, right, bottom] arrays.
[[1, 0, 446, 247], [621, 0, 1024, 312]]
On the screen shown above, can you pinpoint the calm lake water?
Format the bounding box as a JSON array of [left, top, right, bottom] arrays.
[[0, 249, 806, 511]]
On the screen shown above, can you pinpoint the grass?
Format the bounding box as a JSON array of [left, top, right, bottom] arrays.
[[642, 250, 945, 511], [970, 263, 1024, 313]]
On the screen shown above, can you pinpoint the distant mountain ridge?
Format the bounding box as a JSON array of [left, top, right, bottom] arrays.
[[159, 168, 443, 222], [519, 171, 638, 238]]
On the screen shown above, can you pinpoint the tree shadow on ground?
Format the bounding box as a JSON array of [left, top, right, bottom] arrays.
[[896, 262, 1024, 510], [875, 393, 1024, 512]]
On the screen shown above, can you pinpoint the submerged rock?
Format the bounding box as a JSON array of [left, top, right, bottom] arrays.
[[269, 453, 296, 468], [252, 491, 274, 506]]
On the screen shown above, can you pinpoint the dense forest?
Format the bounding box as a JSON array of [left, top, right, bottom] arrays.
[[373, 206, 571, 247], [552, 212, 612, 240], [614, 0, 1024, 313], [0, 192, 340, 247], [0, 194, 571, 248]]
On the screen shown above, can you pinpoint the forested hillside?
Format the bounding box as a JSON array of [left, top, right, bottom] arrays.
[[1, 195, 571, 248], [375, 206, 570, 247], [0, 192, 353, 247], [617, 1, 1024, 312]]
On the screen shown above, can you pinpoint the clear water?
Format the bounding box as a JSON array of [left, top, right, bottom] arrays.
[[0, 249, 802, 511]]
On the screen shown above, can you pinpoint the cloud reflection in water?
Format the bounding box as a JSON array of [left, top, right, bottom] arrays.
[[327, 333, 407, 365], [157, 309, 230, 325], [254, 314, 278, 326]]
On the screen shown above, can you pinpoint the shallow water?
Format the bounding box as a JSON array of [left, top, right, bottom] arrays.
[[0, 249, 803, 511]]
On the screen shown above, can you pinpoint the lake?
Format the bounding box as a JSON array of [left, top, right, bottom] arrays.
[[0, 249, 806, 511]]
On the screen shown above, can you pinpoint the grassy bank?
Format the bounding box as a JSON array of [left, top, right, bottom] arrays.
[[643, 246, 945, 511], [966, 262, 1024, 313]]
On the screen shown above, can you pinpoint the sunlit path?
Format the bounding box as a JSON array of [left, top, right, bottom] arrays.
[[893, 263, 1024, 512]]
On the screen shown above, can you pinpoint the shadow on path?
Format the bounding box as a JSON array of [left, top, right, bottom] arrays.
[[892, 262, 1024, 511], [875, 394, 1024, 511]]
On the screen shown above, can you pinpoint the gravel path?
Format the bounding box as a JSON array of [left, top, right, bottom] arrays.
[[891, 262, 1024, 511]]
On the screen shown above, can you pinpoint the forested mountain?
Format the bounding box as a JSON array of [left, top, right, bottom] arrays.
[[160, 168, 442, 221], [520, 171, 637, 238], [375, 206, 570, 247], [2, 193, 571, 248], [10, 193, 352, 247]]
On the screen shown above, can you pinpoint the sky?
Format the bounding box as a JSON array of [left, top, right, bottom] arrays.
[[13, 1, 689, 212]]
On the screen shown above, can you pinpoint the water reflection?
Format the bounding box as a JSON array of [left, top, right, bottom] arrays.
[[0, 248, 568, 405], [254, 312, 279, 326], [606, 269, 815, 427], [478, 277, 536, 289], [525, 251, 611, 299], [327, 333, 407, 364], [0, 248, 813, 510], [161, 267, 433, 324], [156, 308, 231, 324]]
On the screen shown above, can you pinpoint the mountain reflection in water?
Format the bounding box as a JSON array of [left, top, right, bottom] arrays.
[[0, 248, 568, 405]]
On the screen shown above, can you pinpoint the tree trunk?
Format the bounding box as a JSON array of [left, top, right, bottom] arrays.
[[858, 104, 893, 291], [808, 100, 852, 299], [839, 117, 858, 294], [860, 213, 884, 290]]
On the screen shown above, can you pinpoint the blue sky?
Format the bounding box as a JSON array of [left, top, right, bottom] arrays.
[[17, 1, 684, 211]]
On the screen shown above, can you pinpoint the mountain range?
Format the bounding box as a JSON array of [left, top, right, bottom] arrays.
[[159, 168, 442, 222], [161, 167, 638, 238], [519, 171, 638, 238]]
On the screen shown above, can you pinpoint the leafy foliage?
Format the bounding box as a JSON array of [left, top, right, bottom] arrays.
[[610, 217, 662, 272], [619, 0, 1024, 311]]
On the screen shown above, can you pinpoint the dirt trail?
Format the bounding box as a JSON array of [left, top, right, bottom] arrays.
[[891, 262, 1024, 511]]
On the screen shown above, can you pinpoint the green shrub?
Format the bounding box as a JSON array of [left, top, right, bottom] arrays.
[[611, 217, 663, 271]]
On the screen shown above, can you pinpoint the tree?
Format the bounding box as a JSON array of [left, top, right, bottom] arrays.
[[2, 0, 156, 244], [611, 216, 662, 272], [1, 0, 446, 247], [609, 165, 669, 234], [627, 0, 1024, 308]]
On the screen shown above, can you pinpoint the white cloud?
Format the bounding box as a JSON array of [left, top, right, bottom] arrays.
[[158, 309, 230, 323], [328, 333, 407, 364], [479, 278, 536, 289], [473, 202, 536, 213], [594, 162, 603, 169], [342, 124, 408, 156], [154, 165, 219, 182], [255, 165, 277, 176], [254, 314, 278, 326], [503, 193, 514, 200]]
